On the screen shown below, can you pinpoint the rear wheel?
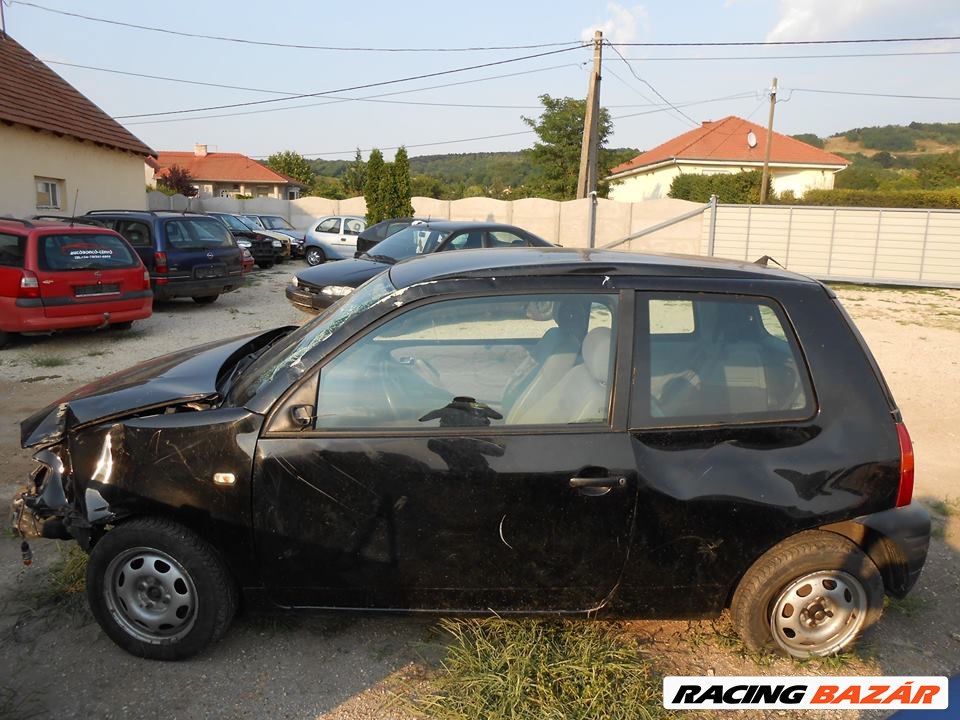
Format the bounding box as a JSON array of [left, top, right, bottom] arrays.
[[0, 330, 9, 349], [305, 247, 325, 266], [111, 321, 134, 331], [730, 531, 883, 658], [258, 261, 274, 270], [192, 295, 218, 305], [86, 517, 238, 660]]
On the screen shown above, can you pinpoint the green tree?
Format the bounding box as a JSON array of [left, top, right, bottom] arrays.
[[311, 176, 347, 199], [668, 170, 772, 204], [917, 152, 960, 189], [390, 146, 416, 216], [521, 95, 614, 200], [156, 165, 197, 197], [790, 133, 825, 149], [342, 148, 367, 196], [265, 150, 316, 188], [364, 148, 387, 223]]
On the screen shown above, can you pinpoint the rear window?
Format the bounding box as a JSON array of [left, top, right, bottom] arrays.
[[38, 234, 140, 271], [0, 233, 26, 268], [163, 218, 234, 249]]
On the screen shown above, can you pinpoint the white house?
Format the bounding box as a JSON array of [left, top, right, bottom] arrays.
[[0, 34, 154, 218], [608, 116, 848, 202], [148, 146, 305, 200]]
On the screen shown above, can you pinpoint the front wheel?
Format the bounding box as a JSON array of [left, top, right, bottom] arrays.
[[86, 517, 238, 660], [730, 531, 884, 658], [192, 295, 218, 305], [0, 330, 10, 349], [305, 247, 325, 266]]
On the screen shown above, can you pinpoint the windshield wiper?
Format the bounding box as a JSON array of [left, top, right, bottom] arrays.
[[362, 253, 397, 265]]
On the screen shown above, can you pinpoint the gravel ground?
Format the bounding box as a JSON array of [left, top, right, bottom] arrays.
[[0, 279, 958, 719]]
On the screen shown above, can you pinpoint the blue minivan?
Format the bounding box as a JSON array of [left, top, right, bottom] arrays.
[[82, 211, 243, 304]]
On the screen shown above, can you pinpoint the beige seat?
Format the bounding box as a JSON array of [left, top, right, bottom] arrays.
[[507, 327, 613, 425]]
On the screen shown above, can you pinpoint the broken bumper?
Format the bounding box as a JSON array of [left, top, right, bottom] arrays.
[[10, 448, 73, 541]]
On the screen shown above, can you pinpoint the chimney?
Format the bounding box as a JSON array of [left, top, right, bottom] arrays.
[[194, 143, 208, 157]]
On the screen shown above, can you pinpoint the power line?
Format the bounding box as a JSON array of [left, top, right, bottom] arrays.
[[12, 1, 583, 52], [609, 35, 960, 47], [114, 45, 586, 119], [605, 41, 698, 126], [123, 63, 584, 126], [618, 49, 960, 61], [790, 87, 960, 101]]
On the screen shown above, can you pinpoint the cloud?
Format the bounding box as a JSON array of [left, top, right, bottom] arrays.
[[765, 0, 950, 41], [581, 3, 650, 44]]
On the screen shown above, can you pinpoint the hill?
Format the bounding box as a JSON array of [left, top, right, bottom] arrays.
[[792, 122, 960, 157]]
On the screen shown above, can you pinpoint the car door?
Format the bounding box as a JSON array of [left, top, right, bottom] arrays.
[[341, 218, 364, 252], [253, 289, 639, 611]]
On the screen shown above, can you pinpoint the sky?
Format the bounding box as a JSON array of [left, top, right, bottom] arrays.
[[4, 0, 960, 160]]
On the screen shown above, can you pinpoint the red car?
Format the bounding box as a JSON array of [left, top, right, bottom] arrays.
[[0, 218, 153, 348]]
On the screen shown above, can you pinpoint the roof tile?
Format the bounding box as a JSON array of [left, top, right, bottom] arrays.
[[155, 151, 304, 185]]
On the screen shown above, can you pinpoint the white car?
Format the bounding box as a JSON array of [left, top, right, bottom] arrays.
[[303, 215, 366, 265]]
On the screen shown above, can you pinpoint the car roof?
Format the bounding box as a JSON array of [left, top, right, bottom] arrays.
[[0, 218, 119, 234], [412, 220, 530, 232], [388, 246, 818, 288], [84, 210, 211, 220]]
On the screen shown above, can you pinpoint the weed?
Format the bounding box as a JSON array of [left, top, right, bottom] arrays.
[[227, 307, 240, 315], [19, 375, 62, 384], [927, 498, 957, 517], [404, 618, 671, 720], [931, 523, 946, 540], [885, 595, 930, 618], [87, 350, 110, 357], [798, 646, 870, 672], [29, 355, 68, 368], [30, 543, 88, 610]]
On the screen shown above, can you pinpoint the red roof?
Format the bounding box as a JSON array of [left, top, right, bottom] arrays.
[[0, 35, 154, 156], [155, 151, 304, 186], [611, 116, 848, 175]]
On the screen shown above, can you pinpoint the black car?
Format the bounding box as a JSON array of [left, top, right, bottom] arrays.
[[81, 211, 243, 303], [286, 221, 551, 313], [354, 217, 427, 258], [206, 212, 284, 269], [12, 248, 928, 661]]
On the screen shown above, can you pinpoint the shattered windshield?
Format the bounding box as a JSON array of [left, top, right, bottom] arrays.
[[230, 273, 398, 404]]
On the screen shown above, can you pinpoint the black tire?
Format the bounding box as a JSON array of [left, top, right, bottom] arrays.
[[305, 247, 325, 266], [0, 330, 10, 349], [86, 517, 238, 660], [110, 321, 134, 331], [192, 295, 218, 305], [258, 261, 274, 270], [730, 531, 883, 658]]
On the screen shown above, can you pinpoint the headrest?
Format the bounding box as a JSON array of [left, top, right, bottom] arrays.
[[582, 327, 612, 384]]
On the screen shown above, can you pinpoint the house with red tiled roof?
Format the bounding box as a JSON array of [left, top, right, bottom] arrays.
[[0, 34, 155, 217], [608, 116, 848, 202], [149, 145, 305, 200]]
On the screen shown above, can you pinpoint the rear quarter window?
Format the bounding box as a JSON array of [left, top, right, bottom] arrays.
[[634, 293, 815, 427], [38, 234, 140, 271], [0, 233, 27, 268]]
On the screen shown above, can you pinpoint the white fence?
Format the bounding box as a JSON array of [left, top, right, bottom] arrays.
[[146, 191, 960, 287]]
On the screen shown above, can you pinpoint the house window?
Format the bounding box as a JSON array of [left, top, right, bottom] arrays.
[[35, 177, 64, 209]]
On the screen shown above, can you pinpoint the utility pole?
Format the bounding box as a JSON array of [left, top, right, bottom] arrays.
[[0, 0, 7, 39], [759, 77, 778, 204], [576, 30, 603, 200]]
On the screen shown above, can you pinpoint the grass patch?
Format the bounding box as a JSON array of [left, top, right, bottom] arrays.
[[31, 543, 88, 609], [405, 618, 670, 720], [931, 523, 946, 540], [927, 498, 958, 517], [885, 595, 930, 618], [29, 355, 68, 368], [86, 349, 110, 357]]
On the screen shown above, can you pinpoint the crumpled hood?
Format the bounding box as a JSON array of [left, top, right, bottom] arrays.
[[296, 257, 387, 288], [20, 328, 291, 448]]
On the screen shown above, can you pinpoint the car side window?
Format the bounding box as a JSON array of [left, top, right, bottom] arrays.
[[314, 293, 619, 429], [0, 233, 26, 267], [441, 231, 483, 251], [637, 294, 813, 426], [487, 230, 529, 247], [344, 219, 364, 235], [115, 220, 152, 247], [316, 218, 341, 234]]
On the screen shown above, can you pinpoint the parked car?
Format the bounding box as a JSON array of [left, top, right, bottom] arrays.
[[354, 217, 425, 258], [81, 211, 243, 304], [0, 218, 152, 348], [240, 214, 302, 258], [240, 247, 255, 274], [287, 221, 550, 313], [303, 215, 366, 265], [12, 247, 928, 660], [206, 212, 283, 269]]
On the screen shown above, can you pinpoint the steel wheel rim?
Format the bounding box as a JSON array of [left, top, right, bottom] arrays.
[[770, 569, 867, 657], [103, 546, 198, 644]]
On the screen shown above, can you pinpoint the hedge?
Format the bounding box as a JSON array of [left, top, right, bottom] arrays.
[[667, 170, 772, 204], [797, 188, 960, 209]]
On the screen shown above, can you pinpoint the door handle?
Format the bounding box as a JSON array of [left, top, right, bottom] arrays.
[[569, 476, 626, 489]]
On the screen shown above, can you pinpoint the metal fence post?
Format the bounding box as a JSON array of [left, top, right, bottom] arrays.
[[919, 209, 932, 283], [707, 194, 718, 256], [588, 191, 598, 249]]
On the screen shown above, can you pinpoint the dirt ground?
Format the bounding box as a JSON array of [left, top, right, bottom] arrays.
[[0, 276, 958, 719]]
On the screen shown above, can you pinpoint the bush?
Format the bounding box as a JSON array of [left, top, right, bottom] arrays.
[[797, 188, 960, 209], [668, 170, 772, 204]]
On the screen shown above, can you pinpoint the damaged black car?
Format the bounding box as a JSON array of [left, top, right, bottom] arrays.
[[12, 248, 929, 660]]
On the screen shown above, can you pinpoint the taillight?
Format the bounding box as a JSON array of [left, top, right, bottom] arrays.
[[895, 422, 914, 508], [18, 271, 40, 299], [154, 252, 167, 273], [143, 269, 150, 289]]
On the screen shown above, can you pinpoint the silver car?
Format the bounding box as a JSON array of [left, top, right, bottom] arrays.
[[303, 215, 366, 265]]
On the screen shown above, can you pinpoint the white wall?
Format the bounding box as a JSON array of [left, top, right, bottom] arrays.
[[0, 124, 147, 218]]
